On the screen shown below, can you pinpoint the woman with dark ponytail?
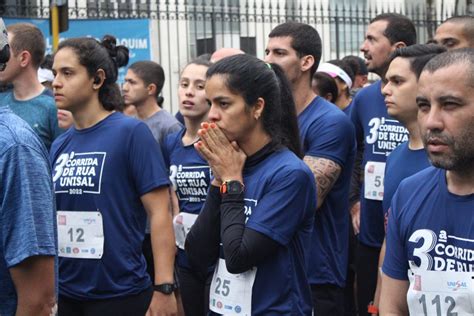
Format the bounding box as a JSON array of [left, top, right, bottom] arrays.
[[185, 54, 316, 315], [50, 35, 177, 315]]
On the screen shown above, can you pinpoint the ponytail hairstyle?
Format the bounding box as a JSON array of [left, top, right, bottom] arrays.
[[206, 54, 303, 158], [57, 35, 129, 111]]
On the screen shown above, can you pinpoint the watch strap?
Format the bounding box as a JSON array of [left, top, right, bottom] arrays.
[[153, 283, 175, 295]]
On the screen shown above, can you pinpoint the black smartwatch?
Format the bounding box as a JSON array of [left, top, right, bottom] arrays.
[[153, 283, 175, 295], [220, 180, 245, 195]]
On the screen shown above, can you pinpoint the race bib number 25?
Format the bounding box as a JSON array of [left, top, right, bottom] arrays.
[[209, 259, 257, 316]]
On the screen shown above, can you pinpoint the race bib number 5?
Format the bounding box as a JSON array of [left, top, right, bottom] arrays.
[[364, 161, 385, 201], [407, 269, 474, 316], [209, 259, 257, 316], [57, 211, 104, 259]]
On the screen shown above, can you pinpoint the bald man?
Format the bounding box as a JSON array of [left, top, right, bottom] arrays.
[[210, 47, 244, 63], [434, 15, 474, 50]]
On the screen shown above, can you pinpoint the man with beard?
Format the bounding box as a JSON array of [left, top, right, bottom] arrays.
[[380, 48, 474, 315], [349, 14, 416, 316]]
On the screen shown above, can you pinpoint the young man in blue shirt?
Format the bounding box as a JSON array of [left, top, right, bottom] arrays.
[[265, 22, 355, 315], [380, 48, 474, 316]]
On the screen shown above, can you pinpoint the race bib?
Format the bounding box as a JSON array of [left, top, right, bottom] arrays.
[[57, 211, 104, 259], [364, 161, 385, 201], [173, 212, 198, 250], [209, 259, 257, 316], [407, 268, 474, 316]]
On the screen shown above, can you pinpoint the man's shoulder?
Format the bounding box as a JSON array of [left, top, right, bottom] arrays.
[[28, 92, 56, 108], [306, 97, 354, 134], [397, 167, 439, 197], [0, 109, 46, 156], [352, 80, 384, 107], [149, 110, 182, 126]]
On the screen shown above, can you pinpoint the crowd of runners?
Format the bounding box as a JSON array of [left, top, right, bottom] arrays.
[[0, 12, 473, 316]]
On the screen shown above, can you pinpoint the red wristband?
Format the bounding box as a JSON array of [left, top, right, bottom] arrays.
[[367, 303, 379, 314]]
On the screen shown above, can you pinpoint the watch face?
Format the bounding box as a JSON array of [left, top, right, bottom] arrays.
[[227, 181, 243, 194]]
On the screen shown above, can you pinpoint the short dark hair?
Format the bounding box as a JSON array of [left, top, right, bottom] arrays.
[[389, 44, 446, 79], [40, 54, 53, 70], [312, 72, 338, 103], [7, 23, 45, 68], [268, 22, 322, 78], [342, 55, 368, 76], [57, 35, 129, 111], [371, 13, 417, 47], [422, 48, 474, 88], [441, 15, 474, 47], [128, 61, 165, 98], [207, 54, 303, 157]]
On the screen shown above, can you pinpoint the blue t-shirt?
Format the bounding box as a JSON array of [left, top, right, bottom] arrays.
[[0, 107, 57, 316], [162, 129, 211, 268], [382, 142, 431, 216], [383, 167, 474, 281], [50, 112, 169, 300], [0, 90, 62, 151], [298, 96, 355, 287], [214, 147, 316, 315], [350, 81, 409, 247], [343, 101, 353, 116]]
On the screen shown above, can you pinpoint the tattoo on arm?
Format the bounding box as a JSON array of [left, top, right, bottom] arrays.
[[303, 156, 342, 209]]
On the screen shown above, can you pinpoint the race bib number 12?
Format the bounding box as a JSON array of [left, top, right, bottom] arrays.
[[57, 211, 104, 259]]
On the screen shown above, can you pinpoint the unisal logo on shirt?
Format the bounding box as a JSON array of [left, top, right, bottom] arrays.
[[169, 164, 211, 203], [53, 151, 106, 195], [366, 117, 409, 156]]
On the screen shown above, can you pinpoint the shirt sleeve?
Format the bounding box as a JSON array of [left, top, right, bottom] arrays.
[[128, 122, 170, 196], [1, 144, 57, 268], [305, 113, 354, 168], [246, 167, 316, 246], [382, 185, 409, 280]]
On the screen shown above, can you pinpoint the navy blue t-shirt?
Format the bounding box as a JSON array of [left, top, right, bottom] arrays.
[[162, 129, 211, 268], [383, 167, 474, 280], [343, 101, 353, 116], [50, 112, 169, 300], [382, 142, 431, 216], [350, 81, 409, 247], [216, 148, 316, 315], [298, 96, 355, 287]]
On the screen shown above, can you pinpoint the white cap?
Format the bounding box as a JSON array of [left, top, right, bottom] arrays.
[[317, 63, 353, 89], [38, 68, 54, 83]]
